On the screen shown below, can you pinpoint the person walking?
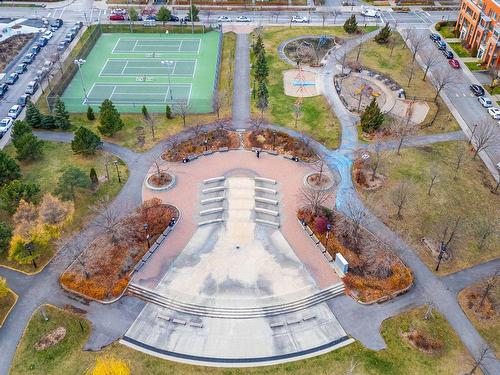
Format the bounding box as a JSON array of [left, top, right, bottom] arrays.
[[256, 150, 260, 158]]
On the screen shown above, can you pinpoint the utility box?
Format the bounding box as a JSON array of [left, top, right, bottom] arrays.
[[335, 253, 348, 276]]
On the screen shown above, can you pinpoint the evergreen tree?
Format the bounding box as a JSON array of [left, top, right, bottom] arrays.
[[128, 7, 138, 21], [25, 102, 42, 128], [71, 126, 101, 155], [0, 222, 12, 254], [40, 114, 56, 130], [97, 99, 124, 137], [156, 6, 171, 25], [189, 4, 200, 21], [55, 167, 91, 201], [14, 133, 44, 161], [344, 15, 358, 34], [87, 106, 95, 121], [256, 81, 269, 117], [53, 97, 71, 130], [360, 98, 384, 133], [89, 167, 98, 189], [253, 50, 269, 84], [11, 121, 31, 149], [375, 24, 391, 44], [165, 105, 172, 119], [141, 105, 149, 120], [253, 34, 264, 56], [0, 152, 21, 187], [0, 180, 40, 213]]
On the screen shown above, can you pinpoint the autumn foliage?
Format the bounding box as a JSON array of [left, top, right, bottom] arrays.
[[87, 356, 130, 375]]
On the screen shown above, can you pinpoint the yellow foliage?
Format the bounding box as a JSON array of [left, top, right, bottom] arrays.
[[87, 356, 130, 375], [0, 276, 8, 298]]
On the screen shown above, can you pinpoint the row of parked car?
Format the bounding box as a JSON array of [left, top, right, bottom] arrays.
[[473, 86, 500, 122], [429, 33, 461, 69]]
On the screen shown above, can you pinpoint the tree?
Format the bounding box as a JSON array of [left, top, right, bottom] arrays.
[[0, 151, 21, 187], [156, 6, 171, 25], [471, 121, 499, 159], [98, 99, 124, 137], [89, 167, 99, 189], [431, 69, 459, 102], [165, 105, 172, 119], [479, 268, 499, 307], [391, 113, 418, 155], [11, 120, 32, 148], [475, 220, 496, 251], [128, 7, 138, 22], [375, 23, 391, 44], [360, 98, 384, 133], [253, 50, 269, 84], [87, 356, 130, 375], [300, 186, 334, 216], [342, 200, 368, 251], [189, 4, 200, 21], [0, 276, 8, 297], [212, 90, 227, 120], [368, 140, 383, 181], [87, 106, 95, 121], [435, 214, 462, 271], [427, 162, 439, 196], [0, 223, 12, 254], [25, 102, 42, 128], [421, 49, 441, 81], [467, 345, 491, 375], [453, 143, 467, 178], [343, 15, 357, 34], [71, 126, 101, 155], [91, 196, 121, 245], [256, 81, 269, 119], [174, 103, 190, 128], [14, 133, 44, 161], [319, 12, 329, 27], [53, 97, 71, 130], [0, 180, 40, 214], [253, 34, 264, 56], [38, 193, 74, 227], [55, 167, 91, 200], [40, 114, 56, 130], [391, 179, 411, 219], [408, 33, 427, 64], [293, 101, 302, 128], [13, 199, 38, 230], [141, 105, 149, 120]]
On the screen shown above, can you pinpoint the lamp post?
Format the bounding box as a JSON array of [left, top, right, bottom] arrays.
[[113, 160, 121, 183], [74, 59, 88, 101], [160, 60, 174, 101], [26, 242, 37, 269], [326, 223, 332, 252], [143, 223, 151, 249]]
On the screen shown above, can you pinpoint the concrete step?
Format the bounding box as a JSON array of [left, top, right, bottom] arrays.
[[254, 197, 278, 205], [254, 207, 279, 216], [255, 218, 280, 228], [201, 196, 225, 205], [127, 283, 345, 319], [198, 218, 224, 226], [200, 207, 224, 216], [202, 186, 226, 194], [255, 186, 277, 195], [203, 176, 225, 184]]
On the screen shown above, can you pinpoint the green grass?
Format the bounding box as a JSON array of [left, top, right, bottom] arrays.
[[465, 61, 486, 71], [10, 305, 473, 374], [0, 141, 128, 273], [448, 43, 472, 58], [0, 289, 16, 327], [358, 141, 500, 274], [438, 26, 456, 39], [486, 85, 500, 95]]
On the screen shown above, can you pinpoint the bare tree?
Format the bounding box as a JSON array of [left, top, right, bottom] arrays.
[[467, 345, 491, 375], [91, 195, 122, 245], [479, 268, 499, 307], [293, 101, 302, 128], [150, 152, 168, 178], [475, 219, 496, 251], [355, 38, 363, 62], [408, 33, 427, 64], [145, 115, 156, 140], [427, 162, 440, 196], [331, 9, 341, 25], [424, 302, 435, 320], [319, 12, 329, 27], [471, 121, 499, 159], [391, 112, 418, 155], [435, 214, 462, 271], [452, 143, 467, 178], [174, 102, 191, 128], [190, 123, 205, 138], [368, 140, 383, 181], [250, 116, 265, 131], [212, 90, 227, 120], [406, 60, 416, 86], [391, 178, 411, 219], [431, 69, 460, 102], [421, 49, 441, 81], [299, 186, 334, 216], [165, 134, 180, 161], [344, 358, 359, 375], [342, 199, 368, 251], [487, 65, 498, 87]]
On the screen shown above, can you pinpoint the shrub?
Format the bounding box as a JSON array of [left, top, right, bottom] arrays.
[[71, 126, 101, 155]]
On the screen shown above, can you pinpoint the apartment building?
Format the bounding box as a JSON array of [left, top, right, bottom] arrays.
[[455, 0, 500, 67]]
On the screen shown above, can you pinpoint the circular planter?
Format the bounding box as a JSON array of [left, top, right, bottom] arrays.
[[304, 172, 335, 191], [145, 172, 176, 191]]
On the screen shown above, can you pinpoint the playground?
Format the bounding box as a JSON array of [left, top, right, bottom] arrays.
[[61, 32, 221, 113]]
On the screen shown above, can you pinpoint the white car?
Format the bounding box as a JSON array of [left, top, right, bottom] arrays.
[[43, 30, 53, 40], [479, 96, 492, 107], [217, 16, 231, 22], [0, 117, 13, 133], [361, 7, 380, 17], [7, 105, 22, 119], [291, 16, 309, 23], [236, 16, 251, 22], [488, 107, 500, 119]]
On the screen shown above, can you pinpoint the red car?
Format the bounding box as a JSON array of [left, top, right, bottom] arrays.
[[448, 58, 460, 69], [109, 14, 125, 21]]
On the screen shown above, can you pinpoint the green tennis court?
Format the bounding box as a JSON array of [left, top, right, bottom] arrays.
[[61, 32, 221, 113]]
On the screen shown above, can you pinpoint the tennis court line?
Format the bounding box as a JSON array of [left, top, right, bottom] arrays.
[[132, 39, 139, 53], [83, 82, 97, 105], [110, 38, 202, 54], [111, 37, 121, 54], [121, 60, 129, 75]]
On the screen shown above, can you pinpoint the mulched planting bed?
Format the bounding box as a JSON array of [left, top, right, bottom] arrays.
[[147, 172, 172, 188], [0, 33, 34, 72], [403, 328, 443, 353], [284, 36, 340, 66], [162, 129, 240, 162], [244, 129, 318, 162], [60, 199, 178, 301], [298, 207, 413, 303]]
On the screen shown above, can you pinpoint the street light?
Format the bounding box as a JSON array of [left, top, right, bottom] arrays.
[[143, 223, 151, 249], [160, 60, 174, 101], [113, 160, 121, 183], [326, 223, 332, 252], [74, 59, 88, 102]]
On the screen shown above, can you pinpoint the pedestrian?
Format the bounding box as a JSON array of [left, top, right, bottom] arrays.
[[256, 150, 260, 158]]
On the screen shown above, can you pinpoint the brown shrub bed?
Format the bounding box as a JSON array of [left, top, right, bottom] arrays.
[[298, 207, 413, 303], [60, 199, 178, 301], [147, 172, 172, 188], [162, 128, 240, 162], [244, 129, 317, 162], [0, 34, 35, 72], [462, 284, 497, 320], [403, 328, 443, 353]]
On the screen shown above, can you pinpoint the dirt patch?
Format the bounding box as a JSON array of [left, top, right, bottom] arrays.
[[147, 172, 172, 188], [461, 284, 498, 321], [403, 328, 443, 353], [354, 166, 386, 190], [283, 69, 319, 98], [0, 34, 34, 72], [306, 172, 333, 189], [283, 36, 339, 66], [34, 327, 66, 351]]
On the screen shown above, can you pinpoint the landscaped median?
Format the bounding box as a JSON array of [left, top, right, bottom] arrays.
[[9, 305, 474, 374], [60, 198, 179, 301], [0, 277, 17, 328]]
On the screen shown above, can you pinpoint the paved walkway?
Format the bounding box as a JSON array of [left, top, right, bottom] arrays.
[[232, 33, 251, 129], [360, 130, 467, 151]]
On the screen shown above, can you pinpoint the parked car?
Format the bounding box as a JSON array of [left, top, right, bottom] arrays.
[[448, 58, 460, 69], [0, 118, 13, 134], [17, 94, 31, 107], [15, 63, 27, 74], [0, 83, 8, 98], [469, 84, 485, 96], [487, 107, 500, 119], [30, 45, 41, 55], [22, 53, 35, 64], [111, 8, 127, 15], [217, 16, 231, 22], [7, 105, 22, 119], [361, 7, 380, 17], [25, 80, 39, 95], [109, 14, 125, 21], [430, 33, 441, 42], [50, 18, 63, 28], [144, 15, 157, 21], [437, 40, 447, 50], [37, 37, 48, 48], [5, 72, 19, 85], [291, 16, 308, 23], [57, 40, 67, 51], [442, 50, 453, 59], [236, 16, 251, 22], [478, 96, 493, 107], [35, 70, 46, 82], [65, 32, 74, 43], [74, 21, 83, 29], [43, 30, 53, 40], [169, 15, 179, 22]]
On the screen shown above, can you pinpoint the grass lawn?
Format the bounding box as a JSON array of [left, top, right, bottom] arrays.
[[351, 33, 460, 139], [465, 61, 487, 71], [10, 305, 472, 375], [0, 289, 17, 327], [458, 277, 500, 356], [357, 141, 500, 275], [38, 32, 236, 152], [0, 141, 128, 274], [486, 84, 500, 95], [438, 26, 456, 39], [448, 42, 472, 58]]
